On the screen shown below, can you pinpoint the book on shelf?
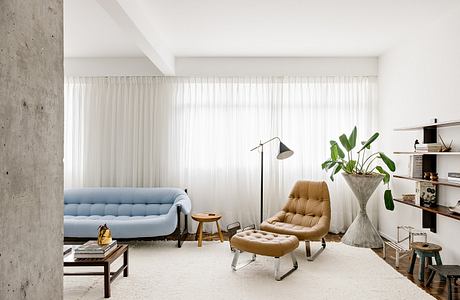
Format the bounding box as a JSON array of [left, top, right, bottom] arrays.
[[75, 240, 117, 255], [416, 181, 437, 207], [409, 155, 423, 178], [415, 143, 442, 152], [447, 172, 460, 182]]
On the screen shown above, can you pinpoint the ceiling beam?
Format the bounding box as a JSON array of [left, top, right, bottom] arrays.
[[97, 0, 175, 75]]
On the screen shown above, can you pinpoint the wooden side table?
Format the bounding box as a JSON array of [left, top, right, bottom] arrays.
[[408, 242, 443, 283], [191, 213, 224, 247]]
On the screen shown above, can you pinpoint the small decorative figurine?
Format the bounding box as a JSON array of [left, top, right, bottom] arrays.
[[414, 139, 419, 151], [424, 172, 431, 180], [430, 172, 439, 181], [97, 224, 112, 245], [439, 135, 453, 152]]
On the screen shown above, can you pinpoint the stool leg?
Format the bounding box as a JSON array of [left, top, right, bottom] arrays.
[[434, 252, 446, 282], [395, 251, 400, 268], [198, 222, 203, 247], [425, 269, 436, 287], [448, 277, 452, 300], [419, 255, 426, 282], [216, 221, 224, 242], [408, 251, 416, 274]]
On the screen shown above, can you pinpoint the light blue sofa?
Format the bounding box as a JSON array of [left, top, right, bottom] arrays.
[[64, 187, 191, 247]]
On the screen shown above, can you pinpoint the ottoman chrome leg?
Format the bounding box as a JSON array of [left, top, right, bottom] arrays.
[[274, 252, 298, 281], [231, 250, 256, 271]]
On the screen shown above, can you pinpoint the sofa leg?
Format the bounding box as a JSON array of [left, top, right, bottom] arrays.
[[305, 238, 326, 261], [177, 206, 188, 248]]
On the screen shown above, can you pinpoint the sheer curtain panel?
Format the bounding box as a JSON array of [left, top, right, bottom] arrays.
[[64, 76, 378, 233]]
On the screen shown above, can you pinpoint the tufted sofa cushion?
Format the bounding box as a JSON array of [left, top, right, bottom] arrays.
[[64, 187, 191, 239], [230, 230, 299, 257], [260, 180, 331, 241]]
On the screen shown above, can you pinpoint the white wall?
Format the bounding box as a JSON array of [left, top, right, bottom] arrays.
[[65, 57, 378, 77], [378, 8, 460, 264]]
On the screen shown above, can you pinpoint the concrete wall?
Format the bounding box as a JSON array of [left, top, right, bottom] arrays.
[[378, 7, 460, 263], [0, 1, 64, 299]]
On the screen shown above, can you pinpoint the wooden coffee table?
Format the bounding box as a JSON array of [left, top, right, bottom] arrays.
[[64, 244, 129, 298], [191, 213, 224, 247]]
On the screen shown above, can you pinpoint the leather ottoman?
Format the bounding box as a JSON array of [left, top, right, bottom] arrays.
[[230, 230, 299, 280]]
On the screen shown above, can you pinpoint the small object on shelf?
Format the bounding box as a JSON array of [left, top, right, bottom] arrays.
[[415, 143, 442, 153], [439, 134, 453, 152], [414, 139, 419, 150], [430, 172, 439, 181], [424, 172, 431, 180], [402, 194, 415, 202], [448, 200, 460, 215], [97, 223, 112, 245], [447, 172, 460, 182]]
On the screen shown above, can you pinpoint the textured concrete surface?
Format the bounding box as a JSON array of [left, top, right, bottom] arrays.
[[0, 1, 63, 299]]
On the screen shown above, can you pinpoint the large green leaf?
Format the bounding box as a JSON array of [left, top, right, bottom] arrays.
[[358, 132, 379, 152], [330, 164, 342, 181], [321, 160, 332, 170], [348, 126, 357, 149], [339, 134, 352, 152], [376, 166, 390, 184], [384, 189, 395, 211], [345, 160, 357, 173], [331, 144, 339, 161], [329, 140, 345, 158], [379, 152, 396, 172]]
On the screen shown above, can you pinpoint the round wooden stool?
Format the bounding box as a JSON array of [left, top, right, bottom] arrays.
[[408, 242, 443, 283], [191, 213, 224, 247]]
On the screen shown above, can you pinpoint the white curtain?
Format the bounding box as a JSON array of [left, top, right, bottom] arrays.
[[64, 76, 378, 233]]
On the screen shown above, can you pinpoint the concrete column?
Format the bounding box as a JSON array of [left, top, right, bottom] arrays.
[[0, 0, 63, 299]]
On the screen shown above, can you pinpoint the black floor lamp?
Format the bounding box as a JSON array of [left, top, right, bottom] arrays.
[[250, 137, 294, 225]]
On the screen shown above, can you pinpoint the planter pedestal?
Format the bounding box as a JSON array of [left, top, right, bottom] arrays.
[[341, 173, 384, 248]]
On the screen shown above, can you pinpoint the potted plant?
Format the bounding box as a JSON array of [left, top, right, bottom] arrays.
[[321, 126, 396, 248]]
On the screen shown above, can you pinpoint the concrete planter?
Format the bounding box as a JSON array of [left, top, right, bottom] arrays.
[[341, 173, 384, 248]]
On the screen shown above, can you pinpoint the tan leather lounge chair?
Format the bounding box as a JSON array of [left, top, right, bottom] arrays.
[[260, 180, 331, 261]]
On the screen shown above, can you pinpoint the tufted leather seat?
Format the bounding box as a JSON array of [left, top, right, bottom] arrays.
[[230, 230, 299, 257], [260, 180, 331, 259]]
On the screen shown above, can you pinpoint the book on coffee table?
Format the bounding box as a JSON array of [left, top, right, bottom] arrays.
[[74, 240, 117, 258]]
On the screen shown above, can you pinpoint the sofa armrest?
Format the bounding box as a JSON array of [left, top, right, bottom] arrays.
[[173, 193, 192, 215]]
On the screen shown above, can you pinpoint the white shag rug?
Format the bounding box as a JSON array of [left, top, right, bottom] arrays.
[[64, 241, 434, 300]]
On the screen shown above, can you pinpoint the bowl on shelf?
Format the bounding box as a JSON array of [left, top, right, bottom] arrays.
[[448, 200, 460, 215]]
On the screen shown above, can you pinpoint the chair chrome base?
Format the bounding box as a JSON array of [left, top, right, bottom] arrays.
[[231, 250, 298, 281], [305, 238, 326, 261]]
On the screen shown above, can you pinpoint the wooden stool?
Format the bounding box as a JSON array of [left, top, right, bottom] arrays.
[[191, 213, 224, 247], [426, 265, 460, 300], [408, 242, 443, 283]]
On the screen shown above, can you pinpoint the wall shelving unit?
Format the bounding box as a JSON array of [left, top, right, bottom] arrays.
[[393, 119, 460, 232]]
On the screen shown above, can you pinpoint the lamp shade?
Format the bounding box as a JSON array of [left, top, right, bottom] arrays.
[[277, 141, 294, 160]]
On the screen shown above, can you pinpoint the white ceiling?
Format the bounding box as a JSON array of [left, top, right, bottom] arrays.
[[65, 0, 460, 57], [64, 0, 143, 57]]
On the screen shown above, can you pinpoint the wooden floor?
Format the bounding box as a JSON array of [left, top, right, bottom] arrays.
[[188, 231, 458, 300]]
